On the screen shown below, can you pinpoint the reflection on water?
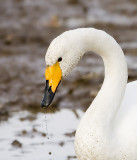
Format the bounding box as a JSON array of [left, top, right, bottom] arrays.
[[0, 109, 83, 160]]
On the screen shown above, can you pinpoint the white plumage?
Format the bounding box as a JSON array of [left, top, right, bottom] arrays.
[[45, 28, 137, 160]]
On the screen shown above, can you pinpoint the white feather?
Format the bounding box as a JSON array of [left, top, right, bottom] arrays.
[[46, 28, 137, 160]]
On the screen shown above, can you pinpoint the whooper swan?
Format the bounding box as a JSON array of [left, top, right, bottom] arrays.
[[41, 28, 137, 160]]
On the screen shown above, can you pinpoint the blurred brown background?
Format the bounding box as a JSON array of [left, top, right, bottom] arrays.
[[0, 0, 137, 159]]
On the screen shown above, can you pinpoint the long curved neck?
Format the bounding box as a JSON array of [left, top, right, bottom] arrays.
[[73, 28, 128, 126]]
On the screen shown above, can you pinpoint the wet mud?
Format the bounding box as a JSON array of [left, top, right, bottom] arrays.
[[0, 0, 137, 159]]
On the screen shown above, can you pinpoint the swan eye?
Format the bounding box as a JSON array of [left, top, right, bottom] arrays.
[[58, 57, 62, 62]]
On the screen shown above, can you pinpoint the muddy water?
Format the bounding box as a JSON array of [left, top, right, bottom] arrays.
[[0, 109, 83, 160], [0, 0, 137, 159]]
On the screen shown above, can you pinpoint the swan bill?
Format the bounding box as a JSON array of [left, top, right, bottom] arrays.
[[41, 80, 61, 108], [41, 62, 62, 108], [45, 62, 62, 93]]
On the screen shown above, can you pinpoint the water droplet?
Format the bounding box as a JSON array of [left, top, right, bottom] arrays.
[[45, 115, 50, 139]]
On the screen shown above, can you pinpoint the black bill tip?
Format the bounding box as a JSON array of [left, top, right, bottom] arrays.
[[41, 80, 55, 108], [41, 80, 61, 108]]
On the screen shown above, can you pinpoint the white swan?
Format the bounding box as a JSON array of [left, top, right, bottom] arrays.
[[41, 28, 137, 160]]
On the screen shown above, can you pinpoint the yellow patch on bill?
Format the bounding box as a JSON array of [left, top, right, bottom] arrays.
[[45, 62, 62, 92]]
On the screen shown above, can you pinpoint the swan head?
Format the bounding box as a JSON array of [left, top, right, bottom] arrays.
[[41, 30, 85, 108]]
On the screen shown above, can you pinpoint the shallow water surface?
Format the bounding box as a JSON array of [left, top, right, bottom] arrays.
[[0, 109, 83, 160]]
